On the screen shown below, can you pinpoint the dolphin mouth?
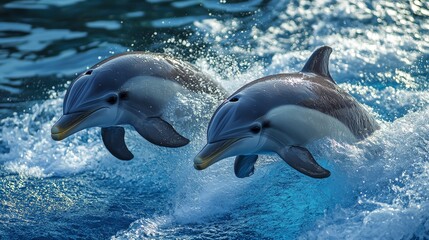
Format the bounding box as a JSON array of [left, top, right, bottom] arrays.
[[194, 138, 240, 170], [51, 108, 105, 141]]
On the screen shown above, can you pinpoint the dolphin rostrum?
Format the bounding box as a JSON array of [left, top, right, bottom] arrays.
[[194, 46, 379, 178], [51, 52, 225, 160]]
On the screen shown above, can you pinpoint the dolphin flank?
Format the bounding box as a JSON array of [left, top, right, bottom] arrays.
[[194, 46, 379, 178], [51, 52, 225, 160]]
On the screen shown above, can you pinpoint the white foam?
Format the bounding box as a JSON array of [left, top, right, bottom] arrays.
[[300, 105, 429, 239], [0, 95, 105, 177]]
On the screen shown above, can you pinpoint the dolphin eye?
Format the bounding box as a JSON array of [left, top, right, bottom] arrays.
[[250, 125, 261, 134], [84, 70, 93, 75], [106, 95, 118, 104], [229, 97, 239, 102]]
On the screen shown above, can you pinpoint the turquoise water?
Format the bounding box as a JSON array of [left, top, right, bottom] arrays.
[[0, 0, 428, 239]]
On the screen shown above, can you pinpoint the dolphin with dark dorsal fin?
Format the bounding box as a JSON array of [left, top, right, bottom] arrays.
[[194, 46, 379, 178], [51, 52, 225, 160]]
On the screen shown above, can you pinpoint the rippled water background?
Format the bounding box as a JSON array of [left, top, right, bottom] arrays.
[[0, 0, 428, 239]]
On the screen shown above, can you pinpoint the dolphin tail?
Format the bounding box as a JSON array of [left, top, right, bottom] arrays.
[[234, 155, 258, 178], [276, 146, 331, 178], [101, 127, 134, 160], [301, 46, 335, 84], [134, 117, 190, 148]]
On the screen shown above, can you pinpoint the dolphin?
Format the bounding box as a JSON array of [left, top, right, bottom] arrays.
[[51, 52, 225, 160], [194, 46, 379, 178]]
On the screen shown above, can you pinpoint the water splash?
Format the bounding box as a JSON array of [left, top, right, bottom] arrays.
[[0, 95, 104, 178], [301, 107, 429, 239]]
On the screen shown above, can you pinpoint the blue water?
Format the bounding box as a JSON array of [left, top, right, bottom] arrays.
[[0, 0, 428, 239]]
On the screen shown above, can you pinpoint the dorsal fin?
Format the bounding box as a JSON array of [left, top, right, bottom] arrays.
[[301, 46, 335, 83]]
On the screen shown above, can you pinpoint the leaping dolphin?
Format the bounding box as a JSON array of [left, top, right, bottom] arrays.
[[194, 46, 379, 178], [51, 52, 225, 160]]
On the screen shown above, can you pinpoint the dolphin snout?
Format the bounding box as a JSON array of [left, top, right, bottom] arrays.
[[193, 156, 208, 170], [51, 125, 64, 140], [51, 112, 87, 141], [51, 109, 104, 141], [194, 139, 238, 170]]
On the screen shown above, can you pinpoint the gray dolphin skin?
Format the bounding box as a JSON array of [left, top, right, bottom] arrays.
[[51, 52, 224, 160], [194, 46, 379, 178]]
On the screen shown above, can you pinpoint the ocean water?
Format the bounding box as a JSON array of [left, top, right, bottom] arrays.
[[0, 0, 428, 239]]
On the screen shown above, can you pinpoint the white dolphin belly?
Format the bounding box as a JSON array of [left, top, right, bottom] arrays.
[[123, 76, 183, 110], [265, 105, 358, 146]]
